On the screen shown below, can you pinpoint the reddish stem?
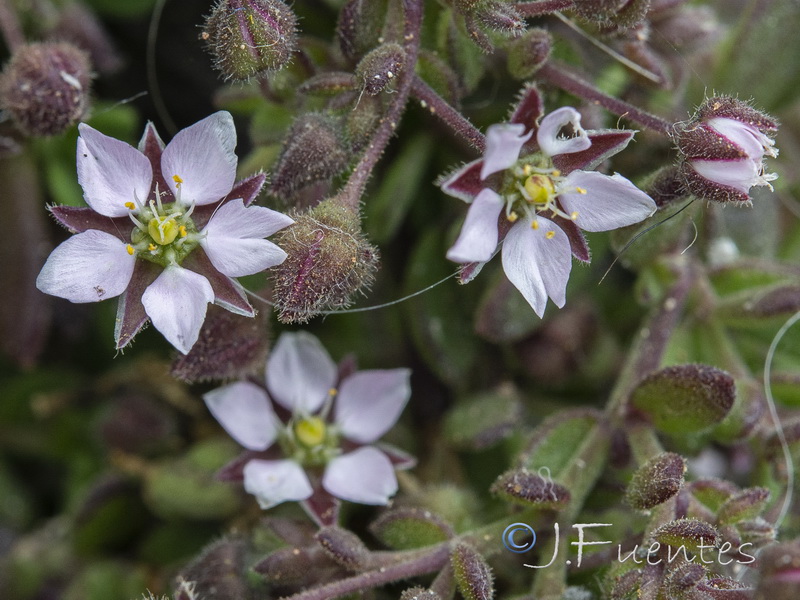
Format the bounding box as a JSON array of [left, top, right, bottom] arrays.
[[410, 75, 485, 153], [515, 0, 576, 16]]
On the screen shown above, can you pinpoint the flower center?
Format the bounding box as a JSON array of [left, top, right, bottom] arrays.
[[281, 408, 341, 467], [124, 180, 201, 267], [294, 416, 327, 448], [500, 159, 579, 227]]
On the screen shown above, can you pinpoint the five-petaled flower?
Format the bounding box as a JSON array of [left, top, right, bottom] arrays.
[[440, 96, 656, 317], [36, 111, 294, 354], [204, 332, 413, 519]]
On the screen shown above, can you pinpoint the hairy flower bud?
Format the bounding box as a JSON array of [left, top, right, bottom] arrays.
[[0, 42, 91, 136], [271, 200, 379, 323], [356, 43, 405, 95], [491, 469, 571, 508], [507, 28, 552, 80], [676, 96, 778, 204], [572, 0, 651, 29], [337, 0, 388, 59], [315, 527, 372, 570], [203, 0, 298, 81], [625, 452, 686, 509], [451, 543, 494, 600], [269, 113, 350, 202]]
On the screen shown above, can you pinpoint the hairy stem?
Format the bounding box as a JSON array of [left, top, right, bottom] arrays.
[[337, 0, 424, 210], [515, 0, 576, 16], [282, 543, 450, 600], [410, 75, 485, 153], [538, 61, 674, 136]]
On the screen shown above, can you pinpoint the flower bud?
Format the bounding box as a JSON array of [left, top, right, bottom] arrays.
[[625, 452, 686, 510], [490, 468, 570, 508], [676, 96, 778, 204], [270, 200, 379, 323], [315, 527, 371, 570], [717, 487, 770, 525], [462, 1, 525, 52], [269, 113, 350, 202], [370, 507, 454, 550], [337, 0, 388, 59], [202, 0, 298, 81], [356, 42, 405, 95], [451, 543, 494, 600], [652, 518, 719, 554], [0, 42, 91, 136], [177, 538, 248, 600], [572, 0, 651, 29], [507, 28, 552, 80]]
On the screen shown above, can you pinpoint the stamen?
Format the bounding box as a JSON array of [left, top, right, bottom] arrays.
[[552, 169, 561, 177], [531, 219, 540, 230], [172, 174, 183, 187], [570, 211, 579, 220], [576, 187, 587, 194], [148, 243, 157, 252], [507, 211, 519, 222], [179, 225, 188, 238], [128, 213, 146, 230], [124, 201, 136, 210], [546, 230, 556, 239], [523, 164, 532, 176], [126, 244, 135, 255]]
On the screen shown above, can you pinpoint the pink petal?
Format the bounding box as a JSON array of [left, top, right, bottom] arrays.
[[536, 107, 592, 157], [689, 158, 759, 194], [141, 265, 214, 354], [161, 112, 237, 206], [322, 447, 398, 505], [77, 124, 153, 217], [481, 124, 532, 179], [558, 171, 656, 232], [335, 369, 411, 443], [36, 230, 135, 303], [200, 199, 293, 277], [244, 459, 313, 509], [501, 219, 572, 317], [447, 188, 504, 263], [203, 381, 279, 451], [266, 332, 338, 413], [707, 117, 770, 158]]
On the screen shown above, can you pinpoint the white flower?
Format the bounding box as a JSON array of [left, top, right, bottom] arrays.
[[36, 112, 294, 354]]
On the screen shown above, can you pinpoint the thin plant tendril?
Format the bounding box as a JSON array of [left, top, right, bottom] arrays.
[[147, 0, 177, 135]]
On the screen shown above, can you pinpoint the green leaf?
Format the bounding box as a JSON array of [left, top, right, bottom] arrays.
[[370, 507, 453, 550], [443, 385, 522, 450]]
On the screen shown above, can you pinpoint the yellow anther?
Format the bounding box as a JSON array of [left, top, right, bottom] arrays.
[[524, 174, 556, 205], [328, 388, 337, 396], [124, 201, 136, 210], [546, 230, 556, 239], [570, 211, 579, 220], [576, 187, 587, 194], [126, 244, 134, 255], [531, 220, 540, 230], [179, 225, 188, 238], [294, 417, 327, 448], [172, 174, 184, 187], [148, 217, 179, 245], [552, 169, 561, 177], [507, 211, 519, 223], [523, 164, 532, 176], [148, 243, 157, 252]]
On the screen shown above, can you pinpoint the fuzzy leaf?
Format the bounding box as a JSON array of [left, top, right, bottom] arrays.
[[443, 385, 522, 449]]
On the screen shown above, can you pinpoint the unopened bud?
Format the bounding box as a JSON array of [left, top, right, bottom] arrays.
[[269, 113, 350, 201], [662, 562, 706, 597], [507, 28, 552, 80], [451, 543, 494, 600], [315, 527, 371, 570], [473, 1, 525, 36], [652, 518, 719, 554], [572, 0, 651, 29], [271, 199, 379, 323], [0, 42, 91, 136], [626, 452, 686, 510], [490, 469, 570, 508], [676, 96, 778, 204], [356, 43, 404, 95], [717, 487, 770, 525], [337, 0, 388, 59], [203, 0, 298, 81]]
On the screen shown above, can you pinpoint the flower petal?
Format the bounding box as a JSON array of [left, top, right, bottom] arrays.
[[244, 459, 313, 509], [322, 447, 398, 505], [447, 188, 504, 263], [481, 124, 532, 179], [558, 171, 656, 232], [141, 265, 214, 354], [161, 111, 237, 206], [200, 199, 293, 277], [36, 230, 135, 302], [203, 381, 279, 451], [689, 158, 759, 194], [501, 219, 571, 317], [537, 107, 591, 157], [708, 117, 771, 158], [335, 369, 411, 443], [77, 124, 153, 217], [266, 332, 338, 413]]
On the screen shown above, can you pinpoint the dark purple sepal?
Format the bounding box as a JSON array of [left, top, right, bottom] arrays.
[[337, 353, 359, 385], [552, 215, 591, 263], [181, 248, 255, 317], [114, 259, 162, 350], [553, 129, 635, 174], [438, 159, 484, 202], [302, 485, 341, 528], [49, 205, 131, 241], [509, 83, 544, 155], [215, 448, 280, 482], [457, 261, 485, 285], [138, 122, 173, 203], [377, 443, 417, 470], [680, 161, 751, 205], [677, 123, 748, 160], [191, 173, 268, 229], [696, 96, 778, 133]]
